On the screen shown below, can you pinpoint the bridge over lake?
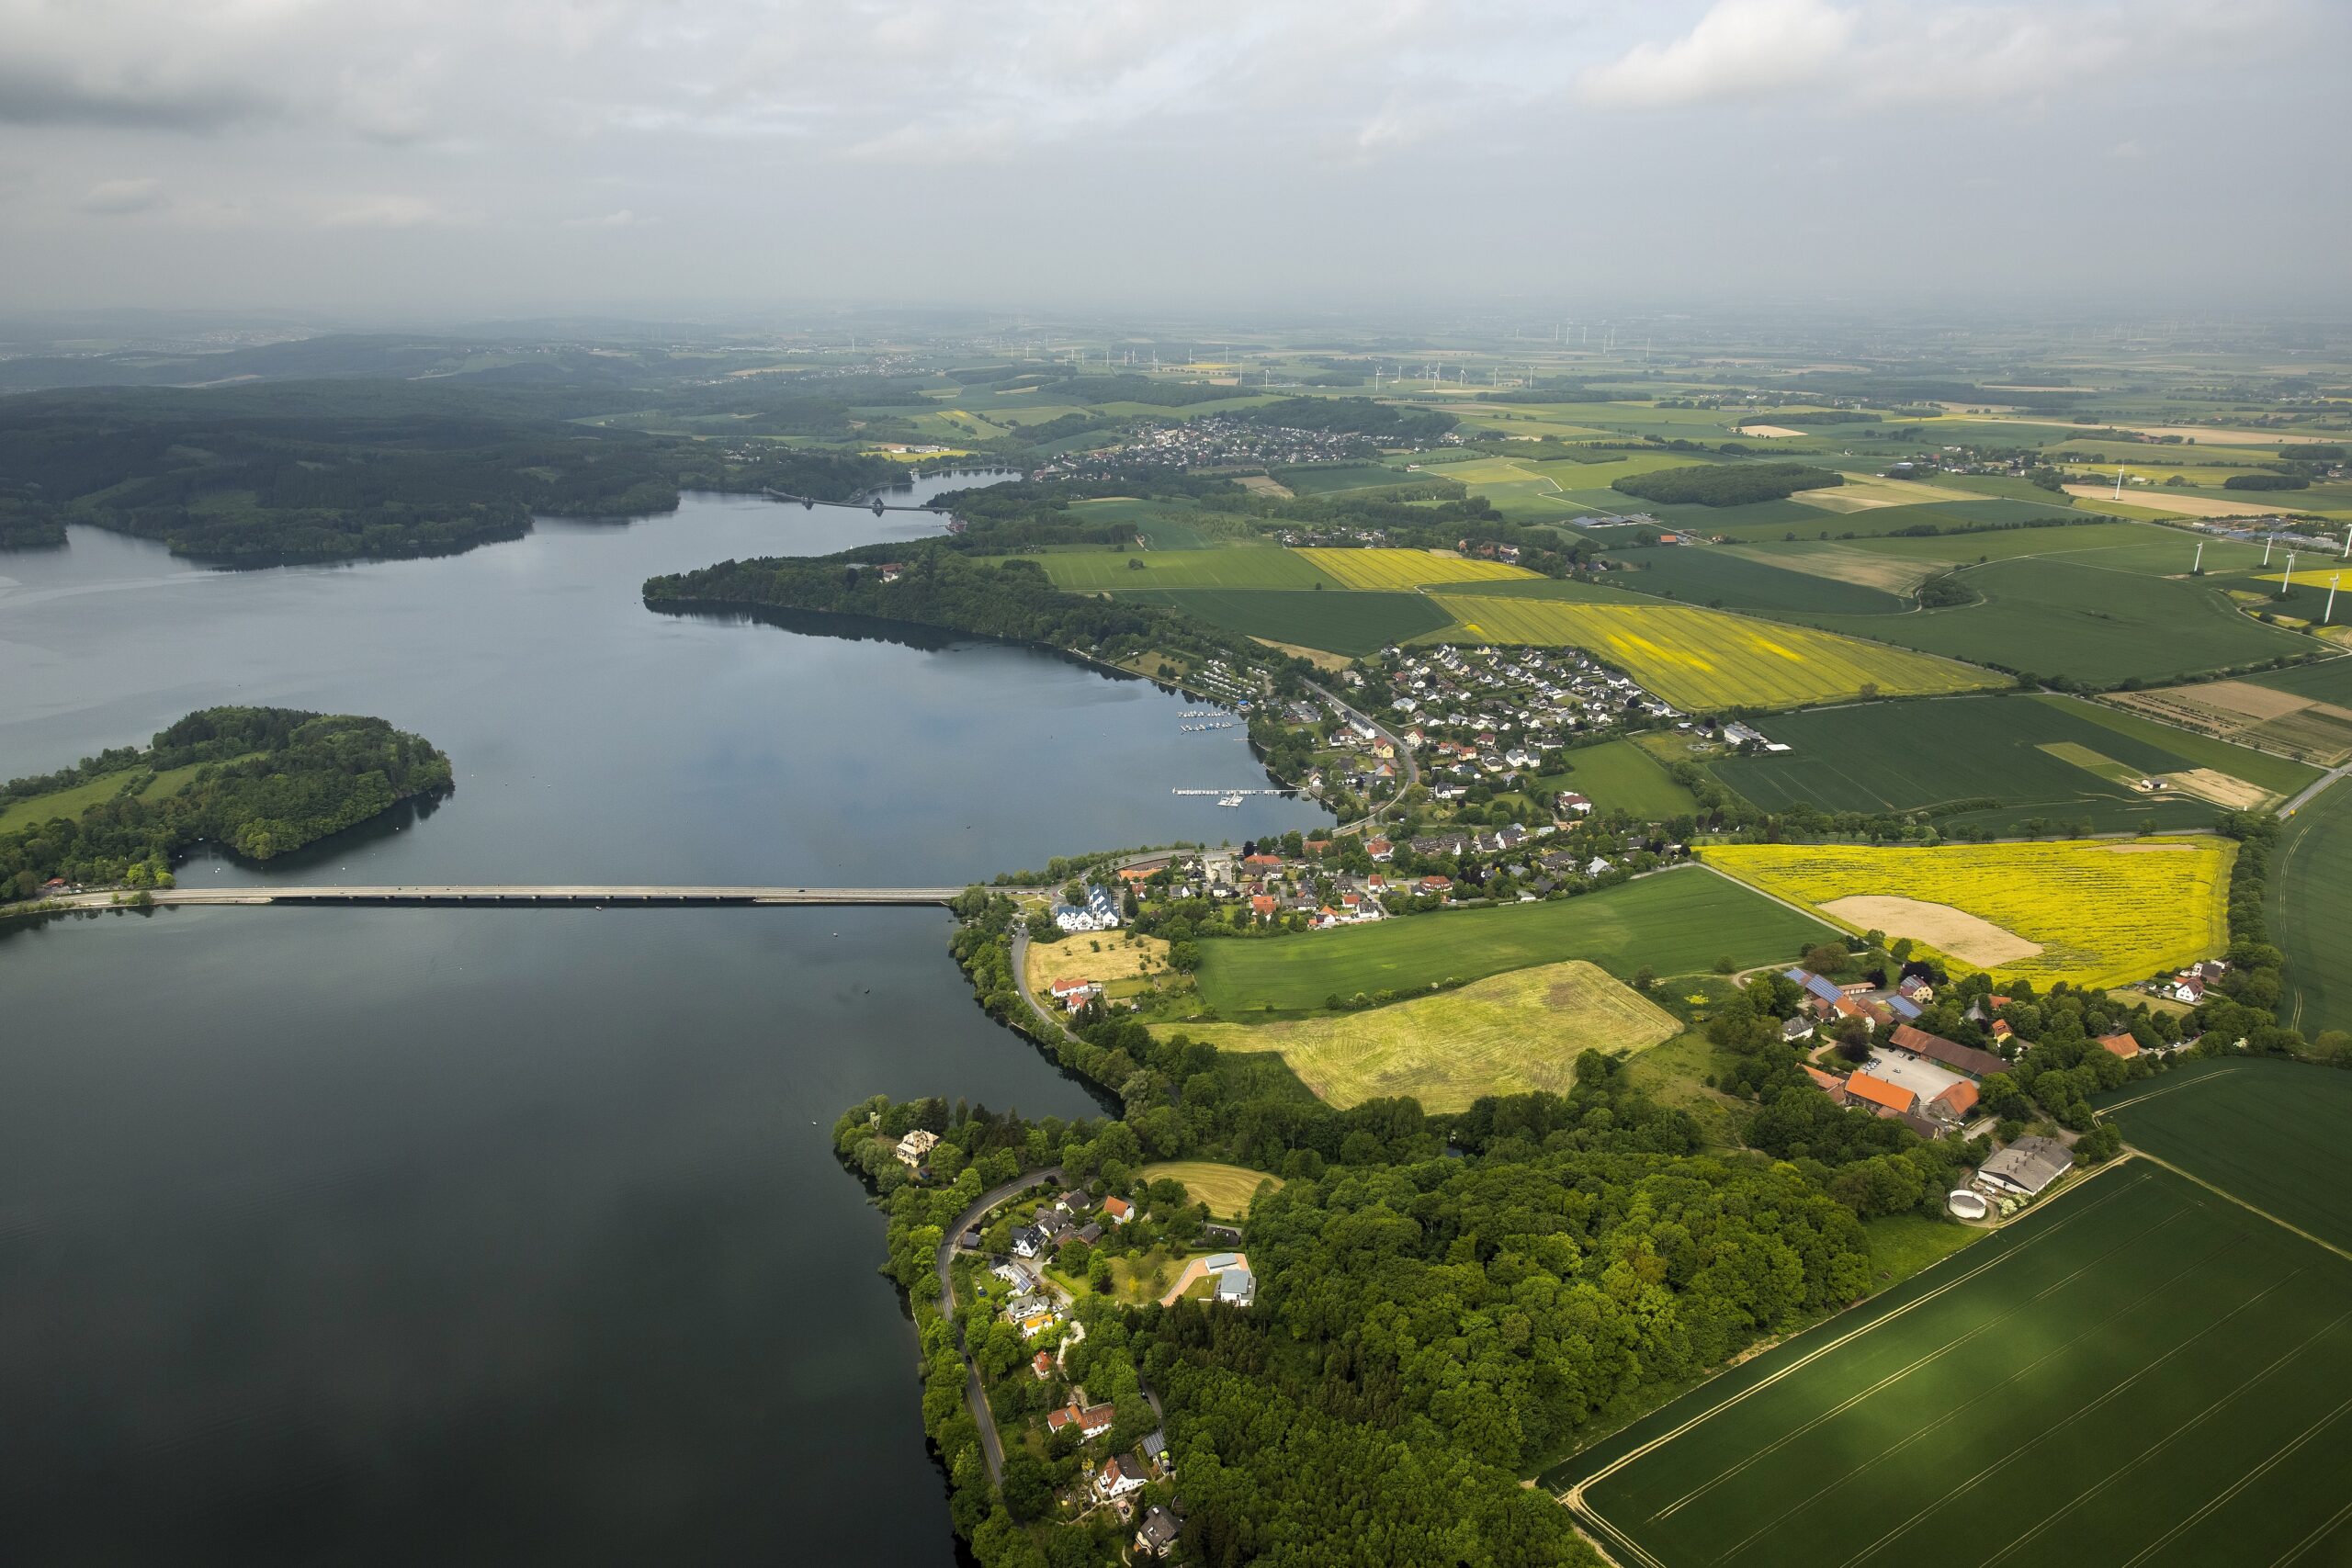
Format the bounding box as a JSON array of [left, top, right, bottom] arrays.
[[51, 885, 970, 910]]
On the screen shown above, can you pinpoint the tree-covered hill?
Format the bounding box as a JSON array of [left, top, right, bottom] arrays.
[[1, 706, 451, 900]]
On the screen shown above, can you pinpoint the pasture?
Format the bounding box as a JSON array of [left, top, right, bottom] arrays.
[[1424, 594, 1999, 710], [1296, 547, 1538, 591], [1711, 693, 2312, 832], [1135, 1161, 1284, 1221], [1187, 867, 1830, 1017], [1119, 588, 1452, 658], [1015, 547, 1338, 592], [1701, 837, 2233, 988], [0, 758, 241, 834], [1555, 1161, 2352, 1568], [1795, 558, 2316, 686], [1159, 960, 1678, 1111]]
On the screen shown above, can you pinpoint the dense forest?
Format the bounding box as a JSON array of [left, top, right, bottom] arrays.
[[1613, 462, 1845, 507], [1, 706, 451, 900], [1237, 397, 1457, 443], [0, 383, 899, 565]]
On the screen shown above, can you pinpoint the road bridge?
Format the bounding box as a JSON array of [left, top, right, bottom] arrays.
[[51, 885, 969, 910]]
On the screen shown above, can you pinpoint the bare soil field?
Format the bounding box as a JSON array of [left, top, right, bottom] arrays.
[[1818, 895, 2043, 965], [2163, 767, 2273, 810], [1234, 474, 1294, 498], [2106, 682, 2352, 767], [2063, 484, 2299, 518], [1739, 424, 1807, 439]]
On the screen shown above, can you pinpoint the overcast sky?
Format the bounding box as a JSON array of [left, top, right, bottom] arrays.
[[4, 0, 2346, 321]]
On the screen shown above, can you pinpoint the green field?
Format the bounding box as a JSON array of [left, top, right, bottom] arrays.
[[1555, 1161, 2352, 1568], [2271, 782, 2352, 1037], [0, 757, 237, 834], [1796, 558, 2316, 685], [2101, 1060, 2352, 1252], [1012, 547, 1339, 592], [1274, 461, 1429, 495], [1120, 587, 1452, 657], [1189, 867, 1829, 1017], [1712, 693, 2317, 833], [2250, 657, 2352, 707], [1603, 547, 1909, 615], [1538, 738, 1701, 819]]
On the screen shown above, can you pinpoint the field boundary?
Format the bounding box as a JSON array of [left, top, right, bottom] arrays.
[[2130, 1148, 2352, 1265], [1557, 1165, 2146, 1566]]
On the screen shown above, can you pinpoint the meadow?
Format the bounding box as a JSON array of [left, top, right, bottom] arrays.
[[1702, 837, 2233, 988], [1536, 737, 1701, 819], [1795, 558, 2315, 685], [1160, 959, 1679, 1111], [1711, 693, 2313, 832], [1013, 546, 1339, 592], [1424, 593, 1999, 710], [0, 758, 240, 834], [1188, 867, 1830, 1017], [1118, 587, 1452, 658], [1295, 547, 1538, 591], [1134, 1161, 1284, 1221], [1555, 1162, 2352, 1568]]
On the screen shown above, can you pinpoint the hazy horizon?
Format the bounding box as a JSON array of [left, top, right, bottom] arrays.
[[4, 0, 2350, 320]]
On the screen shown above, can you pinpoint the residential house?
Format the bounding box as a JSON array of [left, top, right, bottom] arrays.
[[1046, 1403, 1116, 1440], [1032, 1350, 1056, 1381], [1136, 1505, 1182, 1558], [1010, 1225, 1047, 1258], [1101, 1196, 1134, 1225], [1555, 792, 1593, 817], [1782, 1015, 1819, 1043], [1095, 1454, 1150, 1500], [2095, 1032, 2142, 1060], [894, 1129, 940, 1169]]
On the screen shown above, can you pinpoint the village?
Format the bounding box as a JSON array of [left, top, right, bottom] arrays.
[[885, 1127, 1258, 1559]]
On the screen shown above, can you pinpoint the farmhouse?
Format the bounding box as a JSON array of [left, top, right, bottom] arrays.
[[1888, 1023, 2007, 1079], [2095, 1032, 2143, 1060], [1979, 1134, 2074, 1198], [1842, 1071, 1916, 1117]]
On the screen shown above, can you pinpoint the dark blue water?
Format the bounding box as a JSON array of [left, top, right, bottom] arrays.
[[0, 482, 1324, 1565]]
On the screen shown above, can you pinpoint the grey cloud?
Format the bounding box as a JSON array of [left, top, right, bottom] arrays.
[[0, 66, 276, 131], [78, 176, 165, 215]]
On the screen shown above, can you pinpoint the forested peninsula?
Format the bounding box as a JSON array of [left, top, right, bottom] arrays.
[[1, 706, 451, 901]]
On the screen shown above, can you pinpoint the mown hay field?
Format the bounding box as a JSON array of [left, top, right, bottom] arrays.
[[1135, 1161, 1285, 1221], [1015, 547, 1339, 592], [1701, 836, 2233, 987], [1155, 960, 1678, 1111], [1554, 1162, 2352, 1568], [1295, 547, 1538, 591], [1425, 594, 1998, 709], [1189, 867, 1830, 1017]]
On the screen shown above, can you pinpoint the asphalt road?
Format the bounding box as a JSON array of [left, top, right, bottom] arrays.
[[934, 1166, 1062, 1484]]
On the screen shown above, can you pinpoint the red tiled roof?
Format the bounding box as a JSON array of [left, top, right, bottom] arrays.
[[1934, 1080, 1979, 1117], [2096, 1032, 2141, 1059], [1844, 1072, 1915, 1114]]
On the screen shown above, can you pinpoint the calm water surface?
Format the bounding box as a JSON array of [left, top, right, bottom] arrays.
[[0, 482, 1324, 1564]]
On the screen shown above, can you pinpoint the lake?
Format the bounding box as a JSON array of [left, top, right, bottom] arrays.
[[0, 481, 1325, 1563]]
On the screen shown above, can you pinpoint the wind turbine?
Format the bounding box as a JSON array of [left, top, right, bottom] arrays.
[[2281, 552, 2298, 598], [2327, 574, 2341, 626], [2112, 466, 2126, 500], [2193, 541, 2205, 573]]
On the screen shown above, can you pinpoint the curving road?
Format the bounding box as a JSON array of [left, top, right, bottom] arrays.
[[934, 1166, 1062, 1484], [1306, 678, 1418, 832]]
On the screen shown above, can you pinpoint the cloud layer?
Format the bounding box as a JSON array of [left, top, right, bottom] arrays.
[[0, 0, 2340, 315]]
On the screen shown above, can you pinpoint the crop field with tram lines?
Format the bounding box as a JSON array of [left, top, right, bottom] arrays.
[[1549, 1157, 2352, 1568]]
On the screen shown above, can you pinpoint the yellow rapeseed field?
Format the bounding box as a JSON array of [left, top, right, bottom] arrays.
[[1424, 595, 1998, 710], [1701, 837, 2234, 988], [1296, 547, 1538, 591]]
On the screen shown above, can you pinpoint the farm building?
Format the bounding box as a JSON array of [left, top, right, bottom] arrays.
[[1978, 1135, 2074, 1198], [2096, 1032, 2143, 1059]]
